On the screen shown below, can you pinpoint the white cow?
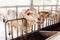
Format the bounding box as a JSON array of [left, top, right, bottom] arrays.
[[37, 11, 50, 28], [4, 9, 38, 35], [4, 10, 17, 35], [4, 9, 50, 36]]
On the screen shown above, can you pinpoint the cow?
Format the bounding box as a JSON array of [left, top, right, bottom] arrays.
[[37, 11, 50, 29], [4, 9, 38, 35], [4, 9, 50, 36], [4, 10, 17, 35]]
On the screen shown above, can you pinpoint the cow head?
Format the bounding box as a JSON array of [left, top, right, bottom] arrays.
[[38, 11, 50, 23], [20, 9, 38, 27]]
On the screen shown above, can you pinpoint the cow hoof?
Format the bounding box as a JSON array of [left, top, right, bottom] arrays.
[[8, 33, 11, 35]]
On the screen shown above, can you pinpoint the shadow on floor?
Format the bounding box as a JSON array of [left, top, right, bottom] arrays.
[[11, 31, 47, 40], [11, 22, 60, 40], [41, 22, 60, 31]]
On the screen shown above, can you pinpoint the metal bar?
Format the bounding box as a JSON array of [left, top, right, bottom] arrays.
[[34, 24, 35, 31], [51, 6, 53, 14], [11, 21, 13, 39], [59, 14, 60, 22], [52, 18, 54, 24], [31, 25, 33, 32], [16, 6, 19, 37], [37, 22, 41, 30], [42, 22, 44, 28], [0, 5, 60, 8], [42, 17, 44, 28], [48, 19, 49, 26], [46, 18, 47, 27], [54, 18, 55, 24], [43, 0, 44, 10], [5, 18, 27, 40], [25, 19, 27, 40], [20, 19, 23, 40], [30, 0, 33, 10], [5, 22, 7, 40], [38, 6, 39, 13], [21, 19, 23, 36], [6, 18, 27, 23], [50, 20, 51, 25], [56, 0, 58, 11]]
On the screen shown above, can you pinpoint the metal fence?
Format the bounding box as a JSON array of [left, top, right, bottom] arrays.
[[5, 18, 27, 40], [2, 5, 60, 40]]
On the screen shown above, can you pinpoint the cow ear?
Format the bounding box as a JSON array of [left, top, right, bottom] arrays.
[[46, 13, 50, 18], [46, 12, 51, 17]]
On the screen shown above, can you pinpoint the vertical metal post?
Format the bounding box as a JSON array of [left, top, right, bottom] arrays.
[[37, 6, 41, 30], [49, 20, 51, 25], [20, 19, 23, 40], [11, 21, 13, 39], [50, 6, 52, 25], [51, 6, 52, 14], [16, 6, 18, 37], [47, 18, 49, 26], [37, 22, 41, 31], [42, 17, 44, 28], [25, 19, 27, 40], [51, 6, 53, 24], [5, 5, 8, 40], [56, 0, 58, 11], [59, 13, 60, 22], [34, 24, 35, 31], [56, 0, 58, 23], [5, 22, 7, 40], [43, 0, 44, 10], [30, 0, 33, 10], [31, 25, 33, 32], [42, 22, 44, 28], [46, 18, 47, 27]]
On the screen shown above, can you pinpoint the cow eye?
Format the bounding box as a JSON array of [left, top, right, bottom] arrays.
[[27, 13, 30, 16]]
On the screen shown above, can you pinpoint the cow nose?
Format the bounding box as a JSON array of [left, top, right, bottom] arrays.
[[27, 13, 30, 16]]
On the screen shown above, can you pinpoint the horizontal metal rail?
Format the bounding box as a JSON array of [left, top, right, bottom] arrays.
[[5, 18, 27, 23], [0, 5, 60, 8]]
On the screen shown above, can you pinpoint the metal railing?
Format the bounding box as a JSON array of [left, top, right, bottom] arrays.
[[3, 5, 60, 40], [5, 18, 27, 40]]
